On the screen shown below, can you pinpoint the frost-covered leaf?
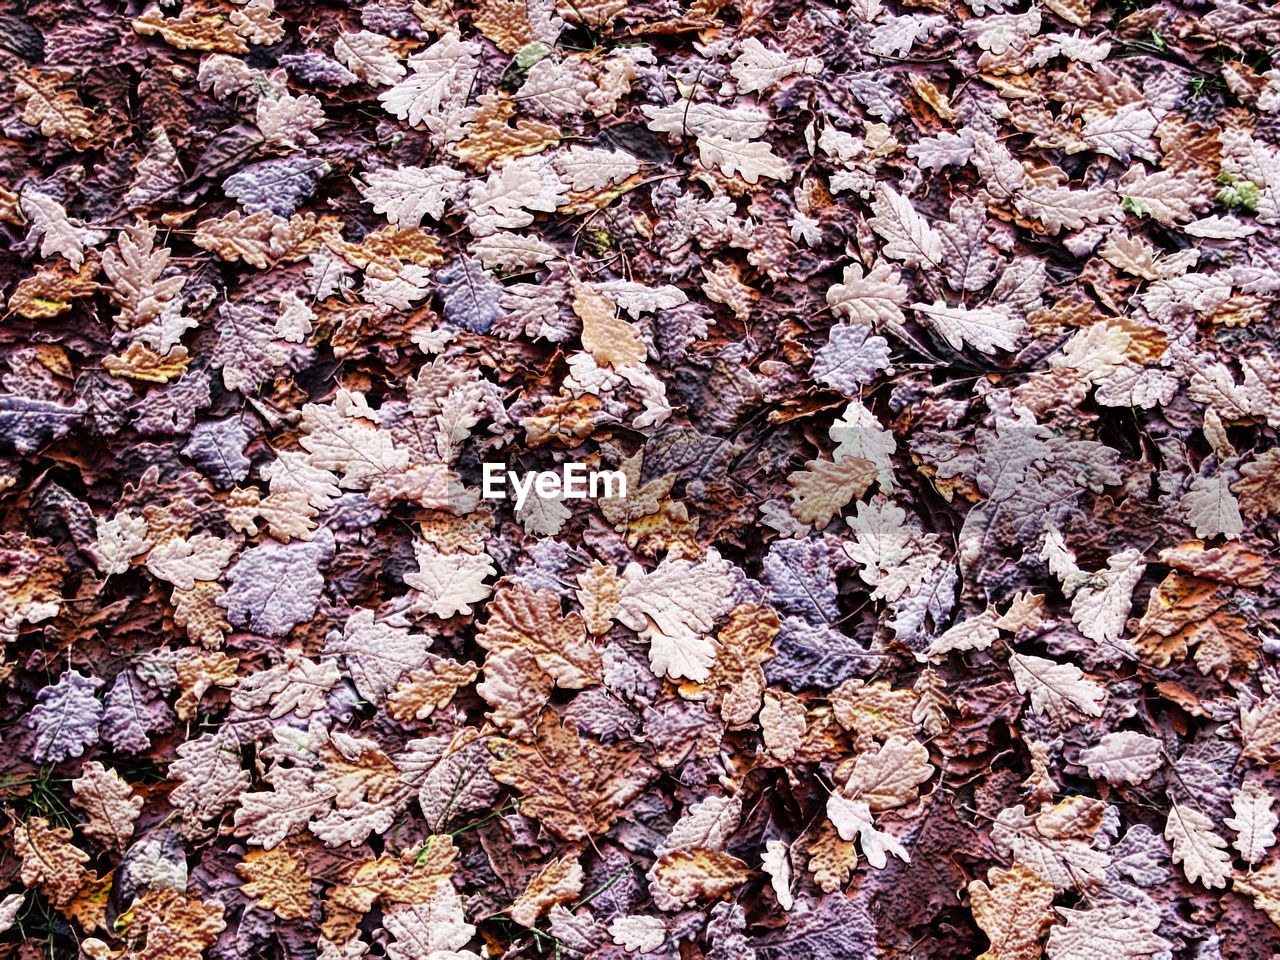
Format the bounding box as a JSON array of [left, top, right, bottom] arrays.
[[31, 670, 103, 764], [1223, 778, 1278, 864], [826, 261, 908, 327], [1078, 731, 1163, 785], [869, 183, 942, 268], [1069, 548, 1145, 646], [218, 529, 335, 636], [617, 549, 738, 682], [1046, 900, 1171, 960], [1009, 653, 1106, 720], [403, 540, 496, 618], [379, 31, 479, 127], [357, 164, 466, 228], [436, 256, 505, 334], [326, 609, 431, 704], [335, 30, 406, 86], [730, 38, 823, 93], [71, 761, 143, 850], [223, 155, 330, 217], [1165, 802, 1232, 889], [811, 322, 894, 394], [912, 301, 1025, 353]]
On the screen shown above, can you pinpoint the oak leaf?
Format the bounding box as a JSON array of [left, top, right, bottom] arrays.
[[788, 455, 878, 528], [237, 844, 313, 920], [509, 855, 584, 927], [704, 603, 778, 724], [1164, 802, 1232, 889], [575, 281, 647, 369], [968, 863, 1054, 960], [478, 583, 601, 688], [488, 711, 650, 841], [839, 733, 934, 810], [403, 540, 496, 618], [13, 69, 95, 141], [1045, 900, 1170, 960], [15, 817, 90, 907], [71, 761, 144, 850], [387, 659, 479, 721], [1078, 731, 1163, 785], [647, 848, 750, 911], [477, 648, 553, 739], [114, 888, 226, 960], [1223, 778, 1278, 864], [616, 548, 737, 683], [1009, 653, 1105, 721]]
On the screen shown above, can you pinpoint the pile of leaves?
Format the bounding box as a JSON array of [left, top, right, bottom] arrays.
[[1, 0, 1280, 956]]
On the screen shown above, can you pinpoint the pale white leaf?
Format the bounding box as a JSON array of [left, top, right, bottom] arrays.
[[729, 37, 823, 94], [1165, 802, 1232, 889], [1069, 548, 1145, 645], [695, 135, 792, 183], [761, 840, 793, 910], [1009, 652, 1106, 720], [912, 301, 1025, 353], [1078, 731, 1163, 786], [1223, 778, 1278, 864], [1181, 467, 1244, 540], [616, 548, 737, 682], [1046, 900, 1172, 960], [609, 915, 667, 954], [553, 145, 640, 192], [825, 794, 910, 868], [403, 541, 496, 619], [334, 30, 405, 86]]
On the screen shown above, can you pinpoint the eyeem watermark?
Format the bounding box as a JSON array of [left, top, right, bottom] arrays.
[[482, 463, 627, 510]]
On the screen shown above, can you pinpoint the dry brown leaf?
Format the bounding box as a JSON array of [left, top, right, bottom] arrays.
[[488, 711, 650, 841], [477, 647, 553, 739], [477, 583, 602, 688], [328, 835, 456, 916], [472, 0, 535, 52], [174, 652, 238, 721], [1034, 795, 1105, 840], [8, 256, 101, 319], [237, 844, 313, 920], [574, 282, 647, 368], [14, 817, 90, 907], [760, 688, 807, 761], [968, 862, 1054, 960], [13, 69, 96, 141], [452, 94, 561, 171], [1233, 449, 1280, 518], [102, 343, 191, 383], [838, 734, 934, 810], [61, 870, 112, 934], [575, 560, 623, 634], [704, 602, 778, 724], [509, 855, 584, 927], [71, 762, 144, 851], [830, 679, 918, 742], [133, 3, 250, 53], [1130, 572, 1224, 667], [1234, 860, 1280, 927], [171, 581, 231, 649], [648, 848, 750, 910], [806, 818, 858, 892], [387, 659, 479, 721], [116, 888, 227, 960], [788, 455, 877, 528], [556, 0, 627, 27], [911, 668, 952, 737]]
